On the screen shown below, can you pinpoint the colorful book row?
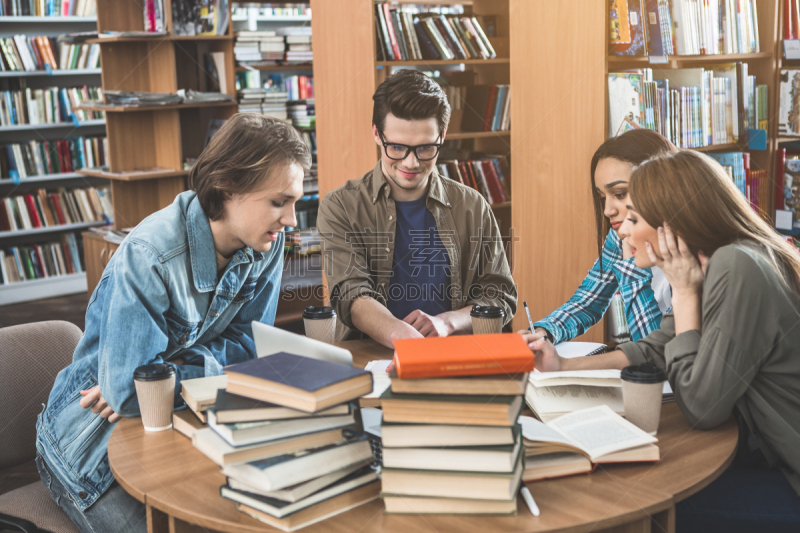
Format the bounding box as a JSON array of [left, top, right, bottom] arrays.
[[1, 136, 107, 180], [0, 86, 103, 127], [0, 0, 96, 17], [375, 5, 496, 62], [437, 157, 509, 206], [0, 233, 84, 285], [0, 186, 112, 232], [0, 36, 100, 73]]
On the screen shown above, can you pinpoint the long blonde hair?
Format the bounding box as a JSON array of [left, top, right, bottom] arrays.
[[629, 150, 800, 296]]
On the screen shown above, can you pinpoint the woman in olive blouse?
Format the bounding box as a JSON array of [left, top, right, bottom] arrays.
[[524, 150, 800, 532]]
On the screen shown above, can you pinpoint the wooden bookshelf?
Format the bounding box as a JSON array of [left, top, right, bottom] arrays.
[[75, 101, 236, 112], [235, 64, 312, 72], [377, 58, 509, 66], [75, 0, 237, 296]]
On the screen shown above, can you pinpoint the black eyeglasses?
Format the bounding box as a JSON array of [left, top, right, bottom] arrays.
[[378, 131, 443, 161]]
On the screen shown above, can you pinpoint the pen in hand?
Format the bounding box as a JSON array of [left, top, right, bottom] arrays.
[[524, 301, 535, 333]]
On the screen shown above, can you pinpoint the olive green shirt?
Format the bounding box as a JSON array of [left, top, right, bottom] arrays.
[[619, 241, 800, 495], [317, 161, 517, 340]]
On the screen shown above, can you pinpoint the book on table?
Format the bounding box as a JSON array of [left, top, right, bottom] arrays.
[[221, 434, 372, 492], [520, 405, 659, 482], [381, 421, 517, 448], [212, 389, 351, 424], [381, 449, 523, 501], [389, 371, 528, 396], [178, 373, 228, 422], [220, 465, 378, 519], [172, 409, 205, 439], [224, 352, 372, 413], [206, 408, 355, 447], [226, 460, 373, 503], [380, 389, 523, 427], [192, 426, 354, 467], [382, 432, 522, 473], [236, 480, 381, 532], [381, 494, 517, 515]]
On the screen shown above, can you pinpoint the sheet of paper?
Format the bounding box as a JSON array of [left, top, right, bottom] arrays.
[[518, 416, 576, 448], [547, 405, 657, 462], [362, 359, 392, 399]]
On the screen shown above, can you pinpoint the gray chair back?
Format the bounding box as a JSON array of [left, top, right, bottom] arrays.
[[0, 321, 81, 470]]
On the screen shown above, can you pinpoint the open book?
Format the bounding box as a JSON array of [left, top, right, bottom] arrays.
[[519, 405, 659, 481]]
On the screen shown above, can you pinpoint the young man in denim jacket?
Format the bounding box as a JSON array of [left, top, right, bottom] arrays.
[[35, 114, 310, 533]]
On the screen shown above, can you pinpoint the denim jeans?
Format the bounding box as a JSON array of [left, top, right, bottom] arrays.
[[676, 465, 800, 533], [35, 453, 146, 533]]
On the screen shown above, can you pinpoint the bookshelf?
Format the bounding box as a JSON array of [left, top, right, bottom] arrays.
[[312, 0, 513, 307], [74, 0, 238, 296], [0, 14, 107, 304]]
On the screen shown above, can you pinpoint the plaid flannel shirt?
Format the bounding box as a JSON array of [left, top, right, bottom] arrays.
[[534, 230, 663, 344]]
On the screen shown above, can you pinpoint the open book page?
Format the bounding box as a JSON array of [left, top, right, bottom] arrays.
[[362, 360, 392, 399], [525, 382, 624, 418], [518, 416, 582, 452], [546, 405, 657, 462]]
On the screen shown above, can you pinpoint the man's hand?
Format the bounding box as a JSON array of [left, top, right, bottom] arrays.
[[79, 385, 121, 423], [403, 310, 452, 338], [518, 329, 563, 372], [387, 319, 425, 346]]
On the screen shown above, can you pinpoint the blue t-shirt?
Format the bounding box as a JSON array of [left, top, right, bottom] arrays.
[[386, 196, 451, 320]]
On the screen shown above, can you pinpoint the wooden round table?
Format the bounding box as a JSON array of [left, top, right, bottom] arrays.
[[108, 340, 738, 533]]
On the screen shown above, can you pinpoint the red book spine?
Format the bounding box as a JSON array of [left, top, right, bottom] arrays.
[[61, 241, 74, 273], [483, 86, 497, 131], [23, 195, 41, 227], [481, 160, 507, 204], [50, 193, 66, 225], [786, 0, 793, 39], [382, 4, 403, 60]]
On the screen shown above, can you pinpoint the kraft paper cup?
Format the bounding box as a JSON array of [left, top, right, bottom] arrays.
[[303, 306, 337, 344], [621, 364, 667, 435], [470, 305, 505, 335], [133, 364, 176, 432]]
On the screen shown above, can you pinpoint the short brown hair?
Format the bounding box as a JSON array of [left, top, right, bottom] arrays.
[[372, 69, 450, 136], [189, 113, 311, 221]]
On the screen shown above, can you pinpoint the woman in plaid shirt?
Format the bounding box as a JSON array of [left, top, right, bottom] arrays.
[[533, 129, 676, 344]]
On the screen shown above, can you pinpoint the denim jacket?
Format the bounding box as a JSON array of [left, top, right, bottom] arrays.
[[36, 191, 284, 511]]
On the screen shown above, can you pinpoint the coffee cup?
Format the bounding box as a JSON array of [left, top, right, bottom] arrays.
[[303, 306, 337, 344], [470, 305, 505, 335], [621, 363, 667, 435], [133, 363, 176, 432]]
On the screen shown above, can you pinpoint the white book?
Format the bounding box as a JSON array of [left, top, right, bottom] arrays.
[[0, 251, 8, 285]]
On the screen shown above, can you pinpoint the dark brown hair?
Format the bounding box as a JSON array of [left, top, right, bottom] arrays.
[[630, 150, 800, 296], [590, 129, 678, 267], [372, 69, 451, 136], [189, 113, 311, 221]]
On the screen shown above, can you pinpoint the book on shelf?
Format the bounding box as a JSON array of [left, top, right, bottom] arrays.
[[375, 4, 496, 62], [0, 86, 103, 126], [236, 480, 380, 533], [609, 65, 766, 147], [224, 352, 373, 413], [1, 136, 107, 181], [779, 153, 800, 230], [380, 389, 524, 427], [520, 405, 659, 473], [437, 156, 510, 205], [220, 434, 371, 492], [0, 0, 96, 17], [171, 0, 229, 36], [391, 333, 532, 379], [220, 465, 378, 519], [233, 5, 310, 18], [0, 36, 100, 72], [0, 233, 84, 285], [609, 0, 760, 57], [1, 186, 112, 231], [381, 454, 523, 501]]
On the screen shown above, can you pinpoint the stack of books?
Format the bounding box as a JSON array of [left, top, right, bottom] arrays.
[[279, 27, 312, 63], [1, 136, 107, 180], [375, 4, 496, 62], [379, 334, 533, 515], [287, 99, 314, 128], [608, 64, 766, 146], [234, 30, 286, 63], [0, 233, 85, 285], [237, 88, 288, 120], [188, 353, 379, 532], [438, 157, 510, 205]]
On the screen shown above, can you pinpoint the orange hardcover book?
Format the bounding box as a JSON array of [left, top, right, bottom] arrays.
[[392, 333, 533, 379]]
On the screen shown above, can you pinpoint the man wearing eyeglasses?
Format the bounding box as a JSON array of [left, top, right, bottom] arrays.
[[317, 69, 516, 347]]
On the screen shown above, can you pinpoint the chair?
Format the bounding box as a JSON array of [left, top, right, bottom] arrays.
[[0, 321, 82, 533]]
